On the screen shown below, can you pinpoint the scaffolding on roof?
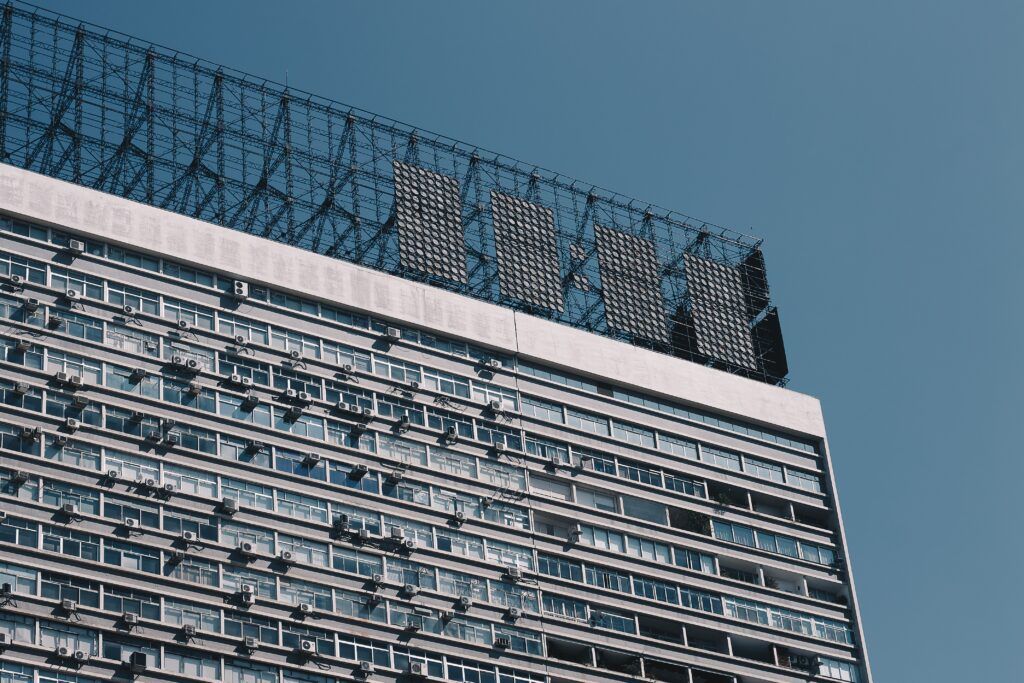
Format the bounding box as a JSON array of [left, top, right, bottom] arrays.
[[0, 0, 788, 385]]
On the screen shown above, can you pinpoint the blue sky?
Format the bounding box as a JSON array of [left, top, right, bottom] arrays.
[[33, 1, 1024, 679]]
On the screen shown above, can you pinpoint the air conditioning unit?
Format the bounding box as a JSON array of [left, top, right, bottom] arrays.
[[24, 297, 41, 312], [444, 425, 459, 441], [340, 363, 355, 375], [181, 530, 197, 543], [12, 381, 28, 395], [220, 498, 239, 515], [440, 609, 455, 622], [289, 349, 302, 361], [171, 355, 187, 366], [106, 469, 120, 481], [11, 471, 29, 485], [64, 418, 80, 432], [61, 502, 78, 516], [507, 607, 522, 620], [228, 373, 243, 385], [0, 632, 9, 648], [185, 382, 201, 397], [453, 511, 466, 524], [182, 624, 197, 637], [296, 391, 312, 404], [170, 549, 186, 562], [62, 599, 78, 613], [122, 304, 136, 316], [243, 636, 258, 650], [241, 391, 259, 408], [7, 273, 23, 286], [299, 639, 316, 654], [246, 440, 265, 453], [143, 477, 157, 489], [237, 541, 256, 557], [495, 636, 512, 649], [403, 584, 419, 597], [240, 593, 255, 607], [283, 388, 298, 400], [493, 442, 507, 454], [176, 319, 191, 331], [456, 596, 472, 610], [72, 394, 90, 409], [298, 602, 314, 615], [0, 580, 10, 593], [278, 550, 295, 563], [67, 239, 86, 254], [408, 660, 428, 677], [358, 661, 374, 674], [568, 527, 582, 544], [504, 567, 523, 582], [128, 650, 147, 674], [370, 573, 385, 586], [488, 400, 502, 412], [403, 539, 417, 552], [64, 288, 81, 301], [145, 429, 162, 442], [390, 527, 406, 540], [186, 358, 200, 371], [408, 380, 420, 391], [130, 367, 148, 381], [55, 645, 72, 658], [73, 650, 90, 663], [231, 280, 249, 300], [122, 612, 139, 626], [303, 452, 322, 465], [123, 518, 139, 529], [383, 326, 401, 341], [485, 358, 501, 370], [20, 426, 41, 441], [387, 469, 405, 483], [357, 528, 370, 542], [405, 616, 423, 631], [349, 464, 369, 479], [233, 334, 248, 346], [162, 483, 176, 495]]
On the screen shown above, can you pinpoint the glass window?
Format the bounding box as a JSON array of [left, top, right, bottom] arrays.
[[520, 395, 563, 423], [566, 407, 609, 435]]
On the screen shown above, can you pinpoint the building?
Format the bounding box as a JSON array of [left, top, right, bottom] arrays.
[[0, 4, 870, 683]]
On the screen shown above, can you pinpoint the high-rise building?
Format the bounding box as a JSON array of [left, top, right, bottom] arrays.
[[0, 3, 870, 683]]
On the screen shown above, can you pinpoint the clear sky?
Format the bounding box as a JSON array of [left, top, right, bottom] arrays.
[[30, 1, 1024, 680]]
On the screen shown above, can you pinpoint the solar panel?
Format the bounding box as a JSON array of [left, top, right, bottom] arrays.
[[490, 191, 563, 311], [594, 225, 668, 343], [683, 253, 757, 370], [392, 160, 467, 283]]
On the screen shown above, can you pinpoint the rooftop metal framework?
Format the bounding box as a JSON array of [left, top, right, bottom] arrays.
[[0, 1, 788, 384]]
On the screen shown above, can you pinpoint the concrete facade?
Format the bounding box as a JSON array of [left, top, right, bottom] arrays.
[[0, 167, 870, 683]]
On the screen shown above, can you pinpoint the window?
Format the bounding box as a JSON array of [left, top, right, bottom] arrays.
[[270, 328, 321, 358], [45, 349, 102, 384], [221, 476, 274, 511], [276, 490, 329, 524], [0, 252, 46, 284], [788, 468, 823, 493], [274, 367, 322, 397], [51, 266, 103, 299], [39, 620, 98, 655], [633, 576, 679, 604], [109, 245, 160, 272], [388, 558, 437, 590], [163, 261, 218, 287], [61, 311, 104, 342], [164, 510, 218, 542], [105, 324, 160, 357], [423, 367, 471, 398], [438, 567, 488, 600], [273, 409, 325, 440], [163, 463, 218, 497], [104, 539, 160, 573], [566, 407, 609, 435], [218, 313, 270, 345], [103, 494, 159, 529], [543, 594, 588, 622], [274, 447, 327, 480], [665, 473, 706, 498], [578, 524, 624, 553], [218, 353, 270, 385], [278, 533, 329, 567], [44, 437, 100, 469], [322, 341, 372, 371], [222, 521, 275, 556], [373, 354, 421, 383], [0, 561, 37, 595], [524, 435, 569, 465], [674, 547, 717, 574], [165, 649, 221, 681], [430, 446, 477, 478], [280, 576, 333, 611], [104, 586, 161, 621], [162, 298, 215, 329], [659, 433, 699, 459], [426, 407, 474, 438], [471, 380, 518, 411], [585, 564, 631, 593], [745, 455, 785, 483], [332, 546, 382, 577], [40, 572, 100, 607], [107, 282, 160, 314], [224, 611, 279, 645], [167, 555, 219, 588], [576, 486, 617, 512], [539, 554, 583, 582], [41, 525, 100, 561], [703, 445, 743, 472], [612, 420, 656, 448], [520, 395, 563, 423]]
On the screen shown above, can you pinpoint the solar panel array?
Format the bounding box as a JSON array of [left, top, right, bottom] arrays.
[[393, 160, 468, 283], [594, 225, 669, 344], [490, 191, 564, 311], [683, 253, 758, 370]]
